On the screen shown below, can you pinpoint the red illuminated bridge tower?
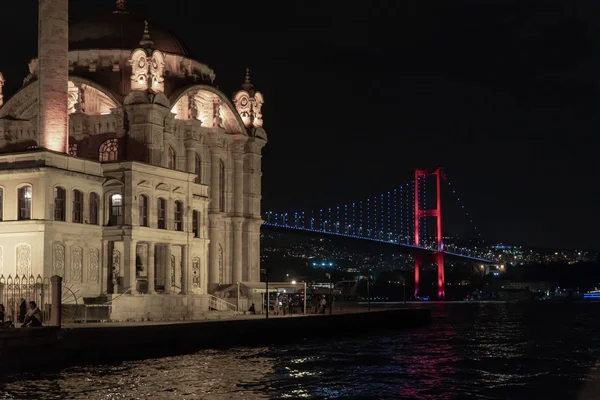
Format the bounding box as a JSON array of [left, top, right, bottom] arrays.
[[414, 167, 445, 299]]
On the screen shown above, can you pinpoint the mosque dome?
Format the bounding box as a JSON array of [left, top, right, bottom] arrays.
[[69, 12, 189, 56]]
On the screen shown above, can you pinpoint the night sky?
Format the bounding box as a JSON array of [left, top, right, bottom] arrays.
[[1, 1, 598, 251]]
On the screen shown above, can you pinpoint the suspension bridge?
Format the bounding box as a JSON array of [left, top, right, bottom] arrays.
[[263, 167, 498, 299]]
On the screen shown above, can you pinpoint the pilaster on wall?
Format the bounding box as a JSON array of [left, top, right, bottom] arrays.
[[244, 137, 266, 219], [124, 102, 171, 165], [207, 213, 222, 292]]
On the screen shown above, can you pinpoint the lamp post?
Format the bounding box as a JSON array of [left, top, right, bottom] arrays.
[[261, 268, 270, 319], [325, 272, 332, 314], [366, 272, 371, 312]]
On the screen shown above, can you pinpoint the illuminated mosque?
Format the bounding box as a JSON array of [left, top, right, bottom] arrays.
[[0, 0, 267, 319]]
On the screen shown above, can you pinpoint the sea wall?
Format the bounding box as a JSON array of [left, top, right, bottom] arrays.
[[1, 308, 431, 372]]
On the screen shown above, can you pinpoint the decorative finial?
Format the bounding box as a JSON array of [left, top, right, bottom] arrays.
[[114, 0, 128, 14], [139, 20, 154, 49], [241, 67, 255, 93]]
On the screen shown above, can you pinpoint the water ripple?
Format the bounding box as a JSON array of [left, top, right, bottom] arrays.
[[2, 303, 600, 399]]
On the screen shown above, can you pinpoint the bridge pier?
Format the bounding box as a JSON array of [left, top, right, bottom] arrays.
[[437, 252, 445, 299], [414, 257, 420, 298]]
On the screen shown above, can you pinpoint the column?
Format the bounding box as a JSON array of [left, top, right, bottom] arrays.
[[162, 137, 169, 167], [181, 245, 188, 294], [147, 242, 155, 294], [209, 148, 221, 212], [164, 244, 172, 294], [233, 151, 244, 216], [232, 218, 243, 283], [125, 238, 138, 294], [101, 240, 109, 294], [208, 215, 220, 291], [185, 144, 195, 173]]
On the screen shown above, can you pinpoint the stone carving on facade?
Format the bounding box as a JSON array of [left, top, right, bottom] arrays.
[[112, 249, 120, 285], [218, 244, 224, 285], [213, 99, 223, 128], [0, 72, 4, 107], [170, 254, 176, 286], [252, 92, 264, 127], [233, 92, 252, 126], [232, 68, 264, 128], [188, 92, 199, 121], [192, 257, 200, 287], [71, 246, 83, 283], [22, 59, 37, 85], [130, 49, 148, 91], [129, 23, 165, 93], [52, 243, 65, 277], [16, 243, 31, 277], [89, 248, 99, 283], [149, 50, 165, 92], [67, 81, 80, 114]]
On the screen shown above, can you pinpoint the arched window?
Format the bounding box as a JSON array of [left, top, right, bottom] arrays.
[[109, 193, 123, 225], [72, 190, 83, 223], [219, 160, 225, 212], [168, 146, 176, 169], [0, 187, 3, 221], [192, 210, 199, 238], [18, 186, 32, 220], [139, 195, 148, 227], [99, 138, 118, 162], [89, 192, 99, 225], [174, 200, 183, 231], [195, 153, 202, 184], [54, 187, 66, 221], [157, 198, 166, 229]]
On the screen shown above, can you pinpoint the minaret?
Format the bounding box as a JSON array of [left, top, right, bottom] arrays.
[[38, 0, 69, 153]]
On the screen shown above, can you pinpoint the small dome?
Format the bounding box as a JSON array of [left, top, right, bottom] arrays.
[[70, 12, 189, 56]]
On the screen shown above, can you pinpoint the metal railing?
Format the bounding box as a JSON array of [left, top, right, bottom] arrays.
[[0, 274, 52, 325], [208, 294, 238, 312]]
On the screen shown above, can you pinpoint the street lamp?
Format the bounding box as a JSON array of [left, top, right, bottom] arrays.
[[261, 268, 270, 319], [325, 272, 332, 314], [366, 272, 371, 312]]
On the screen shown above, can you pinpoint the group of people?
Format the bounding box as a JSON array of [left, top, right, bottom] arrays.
[[0, 299, 43, 328], [248, 294, 330, 315]]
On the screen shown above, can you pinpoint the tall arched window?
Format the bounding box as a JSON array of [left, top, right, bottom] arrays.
[[72, 190, 83, 223], [195, 153, 202, 184], [157, 198, 166, 229], [139, 195, 149, 227], [168, 146, 176, 169], [18, 186, 32, 220], [99, 138, 118, 162], [54, 187, 66, 221], [89, 192, 99, 225], [219, 160, 225, 212], [0, 187, 3, 221], [192, 210, 199, 238], [109, 193, 123, 225], [174, 200, 183, 231]]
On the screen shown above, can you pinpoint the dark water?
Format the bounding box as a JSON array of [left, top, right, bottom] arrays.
[[2, 302, 600, 399]]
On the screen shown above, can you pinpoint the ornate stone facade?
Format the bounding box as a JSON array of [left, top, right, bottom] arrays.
[[0, 5, 266, 315], [53, 243, 65, 277]]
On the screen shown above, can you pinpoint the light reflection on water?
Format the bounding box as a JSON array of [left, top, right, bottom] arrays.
[[2, 302, 600, 399]]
